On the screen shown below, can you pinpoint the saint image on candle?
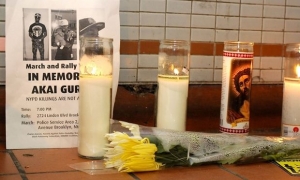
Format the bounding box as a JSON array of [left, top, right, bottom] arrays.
[[227, 60, 252, 127]]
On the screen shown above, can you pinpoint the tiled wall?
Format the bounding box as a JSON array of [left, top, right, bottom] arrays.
[[1, 0, 300, 85]]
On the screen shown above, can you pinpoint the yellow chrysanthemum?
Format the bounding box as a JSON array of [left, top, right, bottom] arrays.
[[104, 132, 163, 172]]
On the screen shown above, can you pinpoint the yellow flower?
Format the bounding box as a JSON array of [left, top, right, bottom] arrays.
[[105, 132, 163, 172]]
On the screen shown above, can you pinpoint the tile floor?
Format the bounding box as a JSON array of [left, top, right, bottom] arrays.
[[1, 141, 300, 180]]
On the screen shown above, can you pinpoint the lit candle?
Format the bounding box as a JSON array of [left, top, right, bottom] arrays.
[[156, 75, 189, 131], [282, 66, 300, 137], [78, 37, 113, 159], [78, 75, 112, 157], [282, 43, 300, 137], [156, 40, 190, 131]]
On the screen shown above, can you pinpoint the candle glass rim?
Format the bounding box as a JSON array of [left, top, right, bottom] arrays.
[[224, 41, 254, 46], [160, 39, 190, 46]]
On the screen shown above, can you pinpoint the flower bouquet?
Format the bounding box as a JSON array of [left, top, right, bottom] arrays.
[[104, 120, 300, 173]]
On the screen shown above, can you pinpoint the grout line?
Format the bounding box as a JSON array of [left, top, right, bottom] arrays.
[[7, 150, 28, 180], [218, 165, 248, 180]]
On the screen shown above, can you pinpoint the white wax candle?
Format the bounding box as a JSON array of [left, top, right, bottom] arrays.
[[157, 76, 189, 131], [78, 75, 112, 158], [282, 79, 300, 136]]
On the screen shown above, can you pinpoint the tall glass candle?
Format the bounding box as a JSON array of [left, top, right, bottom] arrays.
[[78, 37, 113, 159], [282, 43, 300, 137], [220, 41, 253, 134], [156, 40, 190, 131]]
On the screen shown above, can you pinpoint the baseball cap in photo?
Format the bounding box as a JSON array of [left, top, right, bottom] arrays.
[[59, 19, 69, 26], [35, 13, 41, 18], [79, 18, 105, 36]]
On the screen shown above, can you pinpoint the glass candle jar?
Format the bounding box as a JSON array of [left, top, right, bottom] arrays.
[[78, 37, 113, 159], [220, 41, 254, 134], [282, 43, 300, 137], [156, 40, 190, 131]]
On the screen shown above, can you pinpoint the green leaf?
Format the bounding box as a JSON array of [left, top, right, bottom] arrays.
[[155, 145, 190, 167]]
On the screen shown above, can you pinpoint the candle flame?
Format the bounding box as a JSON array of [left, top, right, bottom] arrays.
[[296, 65, 300, 78], [174, 68, 179, 75]]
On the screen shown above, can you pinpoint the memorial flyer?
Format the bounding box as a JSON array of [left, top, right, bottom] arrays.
[[5, 0, 120, 149]]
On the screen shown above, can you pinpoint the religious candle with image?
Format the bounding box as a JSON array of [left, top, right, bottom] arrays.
[[220, 41, 253, 134]]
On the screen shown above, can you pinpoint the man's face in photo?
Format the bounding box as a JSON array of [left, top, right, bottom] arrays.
[[35, 16, 40, 23], [61, 25, 68, 32]]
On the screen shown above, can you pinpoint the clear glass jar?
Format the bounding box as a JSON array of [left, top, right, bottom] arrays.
[[156, 40, 190, 131], [220, 41, 254, 134], [78, 37, 113, 159], [282, 43, 300, 137]]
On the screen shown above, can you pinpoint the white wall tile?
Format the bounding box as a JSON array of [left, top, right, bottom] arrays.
[[120, 26, 139, 40], [260, 70, 282, 82], [166, 14, 190, 27], [261, 57, 283, 69], [119, 69, 137, 82], [0, 0, 5, 5], [284, 32, 300, 44], [0, 22, 4, 36], [240, 17, 262, 30], [285, 20, 300, 32], [167, 0, 192, 14], [0, 7, 4, 21], [217, 0, 240, 3], [190, 55, 214, 68], [262, 32, 283, 43], [137, 69, 158, 82], [120, 12, 139, 26], [216, 3, 240, 16], [191, 29, 215, 42], [263, 19, 284, 31], [241, 0, 263, 4], [216, 16, 239, 29], [264, 0, 285, 5], [216, 30, 239, 42], [189, 69, 214, 81], [192, 1, 217, 15], [140, 27, 165, 40], [0, 53, 5, 67], [120, 0, 140, 11], [140, 13, 165, 26], [286, 7, 300, 19], [252, 69, 261, 82], [241, 4, 263, 17], [253, 57, 261, 69], [191, 15, 215, 28], [138, 55, 158, 68], [120, 55, 138, 68], [263, 6, 285, 18], [0, 68, 5, 83], [166, 28, 190, 40], [214, 56, 223, 69], [287, 0, 300, 6], [140, 0, 166, 12], [239, 31, 262, 43], [213, 69, 222, 82]]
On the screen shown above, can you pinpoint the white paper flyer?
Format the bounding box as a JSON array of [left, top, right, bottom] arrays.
[[5, 0, 120, 149]]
